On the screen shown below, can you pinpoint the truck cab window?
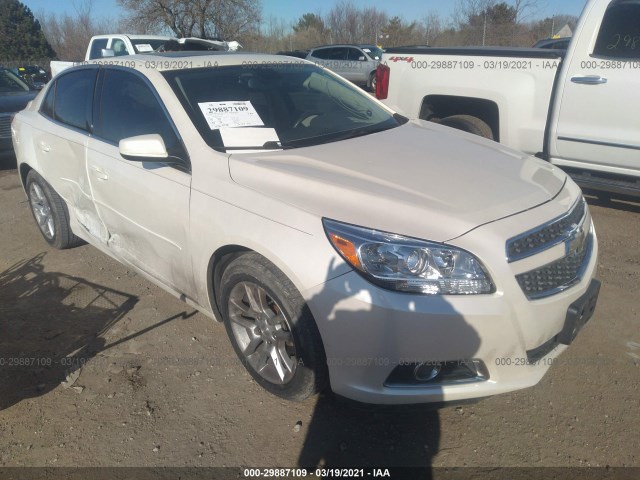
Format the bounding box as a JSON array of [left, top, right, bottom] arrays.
[[88, 39, 108, 60], [593, 0, 640, 58]]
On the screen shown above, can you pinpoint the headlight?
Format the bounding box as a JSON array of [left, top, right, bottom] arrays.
[[323, 218, 494, 295]]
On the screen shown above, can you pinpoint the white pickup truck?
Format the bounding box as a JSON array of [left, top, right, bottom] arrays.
[[377, 0, 640, 197], [51, 34, 237, 77]]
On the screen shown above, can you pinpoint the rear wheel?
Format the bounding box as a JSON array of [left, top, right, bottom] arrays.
[[220, 253, 328, 401], [438, 115, 494, 140], [26, 170, 83, 249]]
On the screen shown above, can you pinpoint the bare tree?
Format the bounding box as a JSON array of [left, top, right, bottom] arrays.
[[421, 11, 442, 45], [512, 0, 544, 24], [38, 0, 116, 60], [117, 0, 261, 39]]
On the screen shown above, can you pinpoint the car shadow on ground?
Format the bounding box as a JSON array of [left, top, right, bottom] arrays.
[[0, 253, 139, 410], [299, 392, 441, 475], [0, 253, 199, 411], [296, 261, 482, 475]]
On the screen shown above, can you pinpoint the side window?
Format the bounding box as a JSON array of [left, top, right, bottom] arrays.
[[593, 0, 640, 58], [327, 48, 347, 60], [95, 69, 181, 153], [111, 39, 128, 56], [54, 69, 96, 131], [347, 48, 364, 61], [311, 48, 329, 60], [88, 39, 108, 60], [40, 82, 56, 118]]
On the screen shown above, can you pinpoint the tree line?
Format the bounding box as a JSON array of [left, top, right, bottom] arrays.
[[0, 0, 579, 64]]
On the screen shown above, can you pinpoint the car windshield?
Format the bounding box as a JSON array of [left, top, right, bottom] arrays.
[[162, 63, 404, 152], [0, 68, 31, 94], [132, 39, 171, 53], [361, 46, 384, 59]]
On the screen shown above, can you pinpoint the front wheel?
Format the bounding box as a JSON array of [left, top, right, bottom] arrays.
[[220, 253, 328, 401], [437, 115, 494, 140]]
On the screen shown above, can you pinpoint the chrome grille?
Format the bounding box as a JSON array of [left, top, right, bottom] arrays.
[[516, 233, 593, 300], [506, 198, 586, 262], [0, 114, 12, 139]]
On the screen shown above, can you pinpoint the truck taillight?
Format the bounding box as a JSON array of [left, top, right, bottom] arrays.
[[375, 64, 390, 100]]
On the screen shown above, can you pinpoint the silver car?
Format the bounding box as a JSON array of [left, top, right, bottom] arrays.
[[306, 44, 382, 91]]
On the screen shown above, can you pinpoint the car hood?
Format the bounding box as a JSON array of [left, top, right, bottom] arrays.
[[0, 91, 37, 114], [228, 120, 566, 242]]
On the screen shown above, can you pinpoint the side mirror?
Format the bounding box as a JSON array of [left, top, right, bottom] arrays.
[[119, 134, 168, 162], [101, 49, 115, 58], [358, 55, 366, 61]]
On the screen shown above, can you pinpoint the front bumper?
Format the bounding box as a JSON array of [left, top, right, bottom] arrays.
[[305, 219, 599, 405]]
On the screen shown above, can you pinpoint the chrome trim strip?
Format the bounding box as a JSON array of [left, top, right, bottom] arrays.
[[557, 136, 640, 151], [505, 197, 585, 263]]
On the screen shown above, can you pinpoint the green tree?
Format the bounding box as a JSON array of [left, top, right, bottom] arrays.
[[468, 2, 516, 27], [382, 16, 417, 47], [0, 0, 56, 61], [293, 13, 325, 34]]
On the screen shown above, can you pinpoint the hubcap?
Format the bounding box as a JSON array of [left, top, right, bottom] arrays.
[[29, 183, 55, 240], [227, 281, 297, 385]]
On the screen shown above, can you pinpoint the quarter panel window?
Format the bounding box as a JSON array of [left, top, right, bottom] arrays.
[[54, 69, 97, 131], [40, 82, 55, 118], [95, 69, 181, 152], [593, 0, 640, 58]]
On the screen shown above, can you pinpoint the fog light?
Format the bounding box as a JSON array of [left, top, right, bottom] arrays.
[[384, 360, 489, 387], [413, 362, 441, 381]]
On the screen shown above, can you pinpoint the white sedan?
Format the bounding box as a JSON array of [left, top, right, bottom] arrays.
[[12, 53, 600, 404]]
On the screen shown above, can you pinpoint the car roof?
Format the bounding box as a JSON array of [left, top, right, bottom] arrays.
[[310, 44, 372, 49], [92, 34, 174, 41], [86, 52, 311, 72]]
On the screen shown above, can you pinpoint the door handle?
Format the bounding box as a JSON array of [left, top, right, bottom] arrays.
[[38, 141, 50, 152], [571, 75, 608, 85], [90, 166, 109, 181]]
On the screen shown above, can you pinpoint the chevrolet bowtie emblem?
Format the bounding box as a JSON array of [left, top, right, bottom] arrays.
[[566, 223, 587, 257]]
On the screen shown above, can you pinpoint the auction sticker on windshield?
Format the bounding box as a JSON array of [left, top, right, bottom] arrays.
[[198, 101, 265, 129]]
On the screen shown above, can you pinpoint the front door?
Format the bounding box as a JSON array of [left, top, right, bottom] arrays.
[[552, 0, 640, 176], [87, 68, 194, 295]]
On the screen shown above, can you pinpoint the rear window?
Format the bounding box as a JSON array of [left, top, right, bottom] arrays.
[[162, 63, 404, 152], [593, 0, 640, 58]]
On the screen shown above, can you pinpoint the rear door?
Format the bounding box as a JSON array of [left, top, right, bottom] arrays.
[[87, 68, 194, 295], [31, 67, 108, 242], [551, 0, 640, 175]]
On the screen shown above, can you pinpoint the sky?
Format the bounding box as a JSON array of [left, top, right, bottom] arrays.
[[22, 0, 589, 28]]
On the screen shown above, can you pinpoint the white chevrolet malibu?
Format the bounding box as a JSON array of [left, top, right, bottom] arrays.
[[12, 53, 600, 404]]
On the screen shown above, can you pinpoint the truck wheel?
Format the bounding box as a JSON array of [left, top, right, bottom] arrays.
[[368, 72, 376, 92], [220, 252, 328, 401], [26, 170, 83, 249], [438, 115, 494, 140]]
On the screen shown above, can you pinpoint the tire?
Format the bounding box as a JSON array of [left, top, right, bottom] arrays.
[[368, 71, 376, 92], [220, 252, 328, 401], [26, 170, 83, 249], [437, 115, 494, 140]]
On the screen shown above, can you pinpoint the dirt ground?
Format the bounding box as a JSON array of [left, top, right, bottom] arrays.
[[0, 161, 638, 475]]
